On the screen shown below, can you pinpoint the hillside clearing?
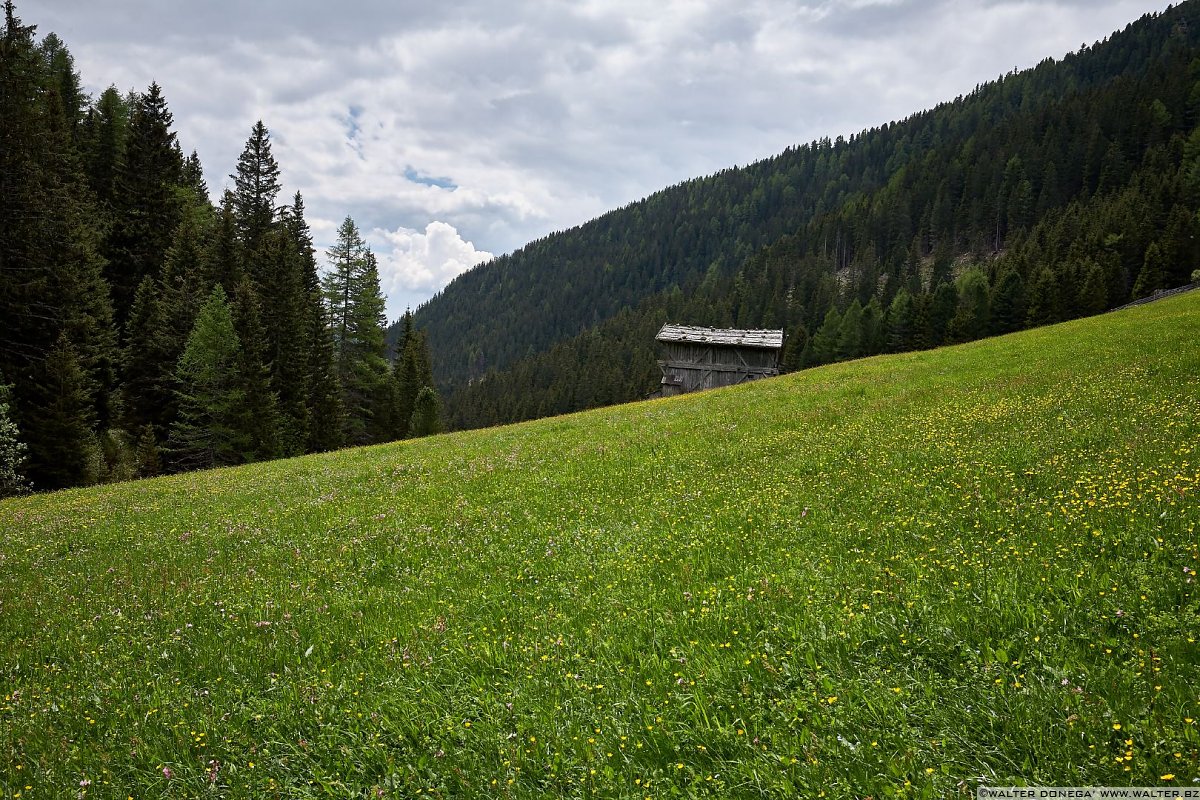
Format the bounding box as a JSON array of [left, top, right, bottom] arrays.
[[1, 293, 1198, 798]]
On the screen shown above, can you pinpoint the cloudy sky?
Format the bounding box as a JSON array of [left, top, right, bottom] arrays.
[[37, 0, 1168, 321]]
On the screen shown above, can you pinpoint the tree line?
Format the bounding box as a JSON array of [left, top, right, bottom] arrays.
[[0, 1, 440, 494], [421, 1, 1200, 430]]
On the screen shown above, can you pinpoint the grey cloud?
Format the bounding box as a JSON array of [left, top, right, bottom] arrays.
[[31, 0, 1172, 314]]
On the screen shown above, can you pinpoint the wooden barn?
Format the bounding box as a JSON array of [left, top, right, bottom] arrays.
[[655, 324, 783, 397]]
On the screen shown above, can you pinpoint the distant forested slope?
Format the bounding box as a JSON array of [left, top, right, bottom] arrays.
[[409, 1, 1200, 430]]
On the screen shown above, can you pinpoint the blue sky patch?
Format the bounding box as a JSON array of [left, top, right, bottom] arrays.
[[404, 166, 457, 190]]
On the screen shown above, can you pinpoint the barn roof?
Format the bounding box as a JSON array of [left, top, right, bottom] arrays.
[[655, 324, 783, 350]]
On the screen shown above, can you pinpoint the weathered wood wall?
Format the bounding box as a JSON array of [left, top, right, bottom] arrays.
[[658, 342, 779, 396]]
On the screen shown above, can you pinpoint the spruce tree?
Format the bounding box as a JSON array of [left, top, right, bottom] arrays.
[[1131, 242, 1167, 299], [408, 386, 443, 438], [287, 193, 342, 452], [168, 286, 246, 472], [835, 300, 864, 361], [394, 324, 436, 440], [80, 86, 128, 211], [323, 216, 365, 363], [806, 307, 842, 366], [134, 423, 160, 478], [1026, 267, 1062, 326], [159, 212, 211, 370], [121, 275, 175, 437], [256, 221, 309, 456], [0, 3, 117, 487], [230, 121, 282, 342], [230, 277, 280, 461], [947, 268, 991, 342], [886, 288, 915, 352], [990, 269, 1026, 334], [23, 334, 97, 489], [106, 82, 184, 328], [928, 281, 958, 346], [182, 149, 208, 201], [390, 311, 416, 438], [780, 324, 808, 372], [861, 297, 885, 355], [1077, 261, 1109, 316], [231, 120, 281, 259]]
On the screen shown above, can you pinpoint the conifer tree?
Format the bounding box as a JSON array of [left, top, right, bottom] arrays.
[[861, 297, 885, 355], [836, 299, 865, 360], [160, 213, 211, 365], [806, 306, 842, 366], [394, 325, 437, 440], [196, 191, 238, 289], [0, 373, 28, 496], [80, 86, 128, 211], [232, 121, 281, 255], [23, 334, 97, 489], [991, 269, 1027, 334], [391, 311, 417, 438], [38, 33, 84, 138], [0, 3, 117, 488], [322, 218, 389, 445], [886, 288, 915, 352], [1077, 261, 1109, 316], [1132, 242, 1167, 299], [1026, 267, 1062, 326], [928, 281, 958, 346], [780, 324, 807, 373], [230, 277, 280, 461], [182, 149, 208, 201], [134, 423, 160, 478], [106, 82, 184, 328], [408, 386, 443, 438], [947, 268, 991, 342], [121, 275, 175, 437], [168, 286, 246, 472], [286, 193, 342, 452]]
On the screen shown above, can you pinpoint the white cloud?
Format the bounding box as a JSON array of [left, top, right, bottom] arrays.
[[371, 222, 494, 321], [35, 0, 1173, 316]]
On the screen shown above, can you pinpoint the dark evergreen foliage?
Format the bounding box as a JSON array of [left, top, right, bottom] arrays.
[[0, 373, 28, 496], [408, 386, 443, 438], [0, 1, 117, 481], [2, 0, 1196, 486], [23, 334, 97, 489], [168, 286, 247, 472], [413, 2, 1200, 432], [230, 277, 280, 461], [105, 82, 183, 328]]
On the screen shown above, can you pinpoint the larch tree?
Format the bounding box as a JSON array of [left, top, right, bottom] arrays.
[[322, 217, 389, 445]]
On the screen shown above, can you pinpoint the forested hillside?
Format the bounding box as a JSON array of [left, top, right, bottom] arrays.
[[0, 1, 441, 493], [414, 1, 1200, 430]]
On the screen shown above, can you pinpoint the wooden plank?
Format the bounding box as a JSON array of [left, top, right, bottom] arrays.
[[661, 360, 779, 375]]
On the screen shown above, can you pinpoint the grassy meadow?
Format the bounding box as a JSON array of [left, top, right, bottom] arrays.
[[1, 293, 1198, 798]]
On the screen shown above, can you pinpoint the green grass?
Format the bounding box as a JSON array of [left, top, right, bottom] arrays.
[[2, 294, 1198, 799]]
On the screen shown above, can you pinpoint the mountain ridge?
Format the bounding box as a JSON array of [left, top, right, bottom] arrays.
[[408, 0, 1195, 419]]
